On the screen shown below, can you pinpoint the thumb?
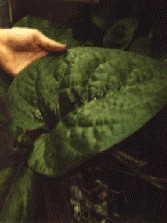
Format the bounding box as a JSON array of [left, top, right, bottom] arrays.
[[35, 31, 67, 52]]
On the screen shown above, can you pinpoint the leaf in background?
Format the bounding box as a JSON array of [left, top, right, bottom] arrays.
[[14, 16, 83, 47], [90, 2, 115, 31], [0, 112, 9, 127], [8, 47, 167, 177], [103, 18, 139, 49], [91, 16, 108, 30], [0, 69, 13, 155], [0, 69, 12, 99], [0, 166, 37, 223], [0, 168, 13, 208], [0, 109, 12, 156], [0, 168, 13, 189], [149, 18, 167, 60], [130, 37, 154, 57], [164, 57, 167, 64]]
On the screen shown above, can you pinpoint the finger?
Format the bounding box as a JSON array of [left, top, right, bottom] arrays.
[[12, 50, 48, 76], [2, 49, 48, 76], [35, 31, 67, 52]]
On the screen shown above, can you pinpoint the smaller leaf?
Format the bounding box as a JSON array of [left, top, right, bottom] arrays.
[[0, 113, 9, 127], [91, 16, 107, 30], [130, 37, 153, 57], [28, 134, 57, 176], [14, 16, 82, 47], [103, 18, 139, 49], [0, 167, 37, 223], [0, 167, 13, 194], [0, 168, 15, 211]]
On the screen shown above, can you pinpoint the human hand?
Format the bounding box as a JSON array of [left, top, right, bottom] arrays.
[[0, 28, 67, 76]]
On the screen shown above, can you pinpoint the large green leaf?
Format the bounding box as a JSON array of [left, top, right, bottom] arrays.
[[7, 62, 45, 131], [8, 47, 167, 177]]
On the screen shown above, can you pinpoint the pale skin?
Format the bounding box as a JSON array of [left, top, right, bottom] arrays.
[[0, 27, 67, 76]]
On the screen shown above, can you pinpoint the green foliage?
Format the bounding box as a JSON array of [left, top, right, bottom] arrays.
[[130, 37, 167, 60], [14, 16, 90, 47], [0, 15, 167, 222], [0, 69, 13, 155], [103, 18, 139, 49], [0, 166, 37, 223], [8, 47, 167, 177], [130, 37, 154, 57], [91, 16, 108, 30], [0, 168, 13, 196], [89, 3, 167, 59]]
